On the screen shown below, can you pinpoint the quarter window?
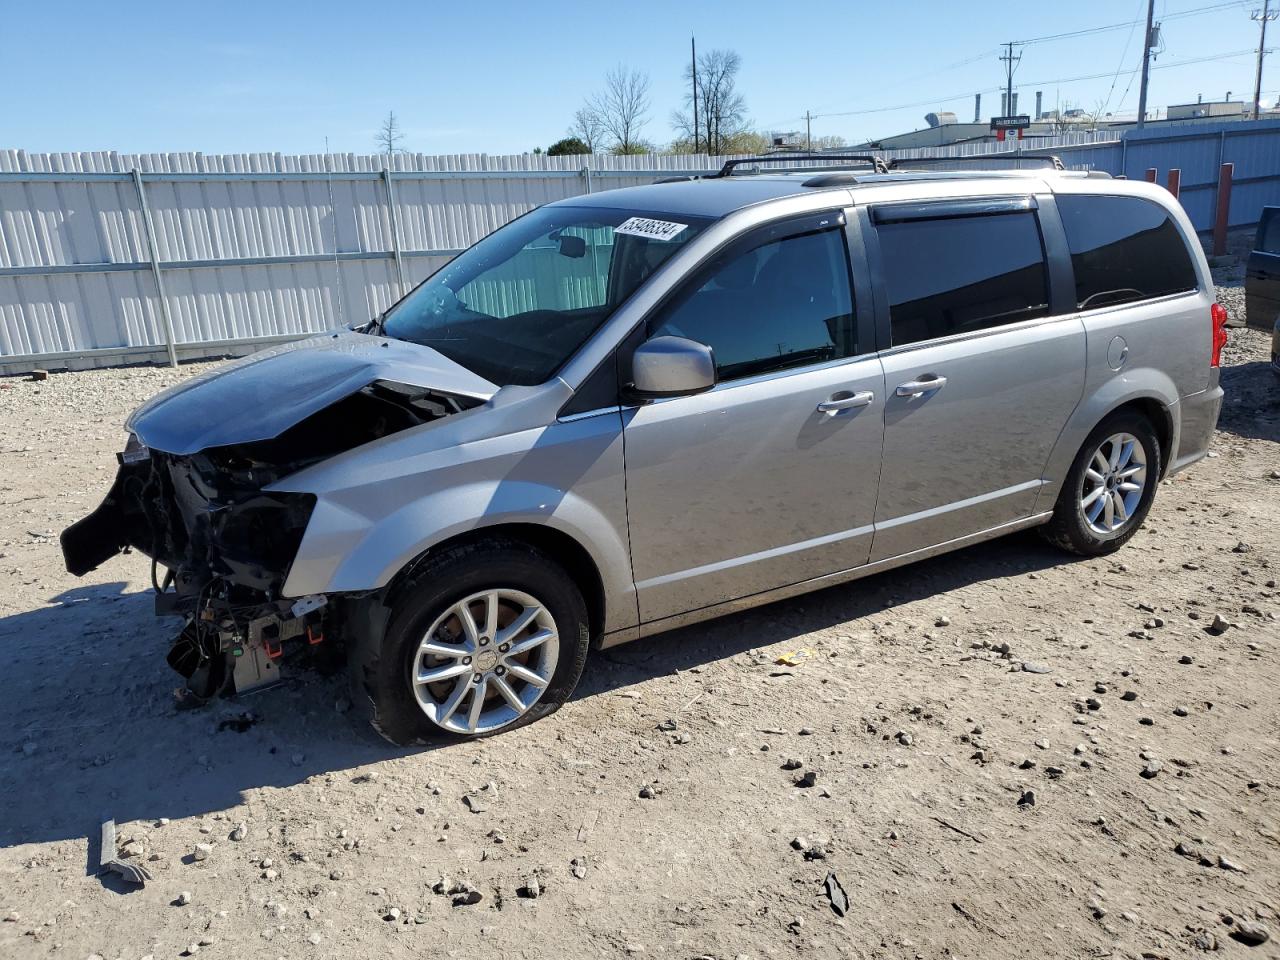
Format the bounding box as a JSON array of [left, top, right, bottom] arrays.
[[650, 226, 856, 382], [1057, 195, 1198, 309], [877, 211, 1051, 346]]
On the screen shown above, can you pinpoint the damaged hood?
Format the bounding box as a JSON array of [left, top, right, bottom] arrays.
[[128, 331, 498, 455]]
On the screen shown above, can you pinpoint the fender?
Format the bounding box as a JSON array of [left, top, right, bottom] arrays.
[[1033, 365, 1180, 514], [282, 479, 636, 634], [271, 391, 637, 635]]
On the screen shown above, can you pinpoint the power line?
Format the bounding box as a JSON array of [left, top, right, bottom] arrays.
[[1015, 0, 1244, 45], [1099, 0, 1148, 115], [772, 3, 1246, 127], [804, 48, 1266, 121], [1017, 47, 1268, 89], [798, 48, 1000, 119]]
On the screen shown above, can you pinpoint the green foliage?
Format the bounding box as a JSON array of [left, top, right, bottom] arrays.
[[547, 137, 591, 157], [611, 140, 655, 156]]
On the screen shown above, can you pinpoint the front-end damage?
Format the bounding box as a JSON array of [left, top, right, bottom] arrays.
[[62, 374, 484, 700]]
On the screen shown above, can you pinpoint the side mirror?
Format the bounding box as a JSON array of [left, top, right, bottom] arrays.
[[629, 336, 716, 399]]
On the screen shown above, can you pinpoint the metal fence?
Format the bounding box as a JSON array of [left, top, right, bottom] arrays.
[[1035, 119, 1280, 234], [0, 151, 751, 372], [2, 118, 1279, 373]]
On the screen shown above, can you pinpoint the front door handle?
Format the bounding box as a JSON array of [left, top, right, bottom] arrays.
[[895, 375, 948, 398], [817, 390, 875, 415]]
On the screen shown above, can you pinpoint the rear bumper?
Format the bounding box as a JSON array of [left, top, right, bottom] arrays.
[[1168, 372, 1223, 476]]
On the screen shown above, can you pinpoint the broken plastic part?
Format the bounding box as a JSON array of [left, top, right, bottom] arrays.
[[99, 818, 153, 887], [290, 595, 327, 618]]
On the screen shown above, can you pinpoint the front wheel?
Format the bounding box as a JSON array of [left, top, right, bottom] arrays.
[[1040, 411, 1162, 556], [351, 538, 591, 744]]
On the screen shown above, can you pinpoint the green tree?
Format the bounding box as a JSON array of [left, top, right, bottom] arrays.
[[547, 136, 591, 156]]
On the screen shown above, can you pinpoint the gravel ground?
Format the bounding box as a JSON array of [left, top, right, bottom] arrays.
[[0, 271, 1276, 960]]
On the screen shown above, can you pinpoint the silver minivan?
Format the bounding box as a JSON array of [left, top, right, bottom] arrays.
[[62, 161, 1226, 743]]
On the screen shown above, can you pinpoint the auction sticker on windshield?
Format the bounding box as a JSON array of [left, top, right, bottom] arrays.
[[614, 217, 689, 242]]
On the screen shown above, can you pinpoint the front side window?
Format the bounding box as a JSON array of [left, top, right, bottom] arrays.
[[1057, 194, 1198, 309], [650, 225, 856, 382], [382, 206, 709, 386], [877, 211, 1050, 347]]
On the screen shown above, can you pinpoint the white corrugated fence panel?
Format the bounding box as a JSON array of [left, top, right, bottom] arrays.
[[3, 131, 1279, 369]]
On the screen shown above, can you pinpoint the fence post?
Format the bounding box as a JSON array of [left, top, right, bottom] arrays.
[[1166, 168, 1181, 199], [1213, 162, 1234, 257], [381, 168, 408, 297], [130, 168, 179, 368], [582, 165, 592, 195], [1144, 167, 1157, 183]]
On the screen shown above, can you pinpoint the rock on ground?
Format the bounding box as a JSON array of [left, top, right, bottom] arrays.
[[0, 260, 1276, 958]]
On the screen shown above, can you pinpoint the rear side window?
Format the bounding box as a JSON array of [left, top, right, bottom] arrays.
[[877, 211, 1050, 347], [1057, 195, 1198, 309]]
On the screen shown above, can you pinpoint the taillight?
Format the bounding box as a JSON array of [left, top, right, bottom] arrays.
[[1211, 303, 1228, 367]]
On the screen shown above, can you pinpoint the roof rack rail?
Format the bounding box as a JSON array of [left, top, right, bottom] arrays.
[[886, 153, 1065, 171], [714, 154, 889, 177]]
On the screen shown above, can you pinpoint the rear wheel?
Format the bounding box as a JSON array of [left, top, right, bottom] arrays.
[[1040, 411, 1161, 556], [352, 538, 591, 744]]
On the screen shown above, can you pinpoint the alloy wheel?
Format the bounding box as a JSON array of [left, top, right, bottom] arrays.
[[411, 589, 559, 735], [1079, 432, 1147, 535]]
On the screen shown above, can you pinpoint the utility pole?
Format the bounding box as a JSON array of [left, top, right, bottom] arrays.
[[805, 111, 812, 152], [1136, 0, 1156, 129], [1253, 0, 1278, 120], [691, 35, 699, 154], [1000, 42, 1022, 117]]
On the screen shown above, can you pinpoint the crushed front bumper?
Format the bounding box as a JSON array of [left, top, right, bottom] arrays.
[[61, 441, 323, 696], [62, 443, 315, 600]]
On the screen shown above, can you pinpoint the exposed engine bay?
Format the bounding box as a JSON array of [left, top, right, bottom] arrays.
[[61, 376, 481, 700]]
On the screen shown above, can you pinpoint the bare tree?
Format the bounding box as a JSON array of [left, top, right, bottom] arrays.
[[568, 107, 605, 154], [671, 49, 748, 155], [1083, 98, 1111, 131], [586, 66, 651, 154], [376, 111, 404, 157]]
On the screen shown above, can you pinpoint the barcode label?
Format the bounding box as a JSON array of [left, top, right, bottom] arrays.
[[614, 217, 689, 242]]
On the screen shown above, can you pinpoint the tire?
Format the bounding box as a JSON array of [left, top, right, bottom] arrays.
[[351, 537, 591, 745], [1040, 410, 1162, 557]]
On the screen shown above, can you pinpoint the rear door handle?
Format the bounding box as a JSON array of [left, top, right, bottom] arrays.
[[817, 390, 875, 415], [896, 375, 947, 398]]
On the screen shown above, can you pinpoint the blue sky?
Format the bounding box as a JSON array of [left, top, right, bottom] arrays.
[[2, 0, 1273, 156]]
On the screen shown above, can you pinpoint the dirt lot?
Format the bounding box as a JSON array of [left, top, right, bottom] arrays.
[[0, 273, 1276, 960]]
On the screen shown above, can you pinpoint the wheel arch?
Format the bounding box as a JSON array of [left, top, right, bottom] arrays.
[[1109, 396, 1173, 475], [1037, 377, 1179, 513], [384, 523, 609, 644]]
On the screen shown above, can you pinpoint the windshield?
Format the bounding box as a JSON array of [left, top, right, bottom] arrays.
[[381, 205, 711, 386]]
